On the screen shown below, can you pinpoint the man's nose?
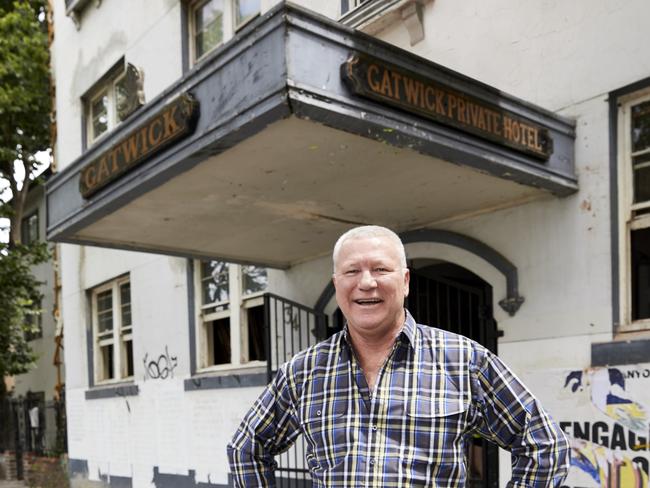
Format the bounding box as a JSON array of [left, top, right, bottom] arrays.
[[358, 270, 377, 289]]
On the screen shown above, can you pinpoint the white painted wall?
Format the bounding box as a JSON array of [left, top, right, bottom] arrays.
[[51, 0, 649, 486]]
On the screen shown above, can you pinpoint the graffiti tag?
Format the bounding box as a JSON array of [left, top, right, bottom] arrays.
[[143, 346, 178, 380]]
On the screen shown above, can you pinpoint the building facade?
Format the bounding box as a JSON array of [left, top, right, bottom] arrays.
[[49, 0, 650, 486]]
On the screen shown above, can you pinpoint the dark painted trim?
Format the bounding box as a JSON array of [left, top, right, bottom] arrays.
[[152, 467, 230, 487], [314, 228, 523, 316], [184, 372, 267, 391], [187, 259, 197, 376], [181, 1, 189, 75], [608, 76, 650, 331], [68, 458, 89, 478], [592, 339, 650, 367], [85, 383, 139, 400], [86, 288, 94, 388]]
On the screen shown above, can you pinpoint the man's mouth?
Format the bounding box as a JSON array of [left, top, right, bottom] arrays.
[[354, 298, 383, 306]]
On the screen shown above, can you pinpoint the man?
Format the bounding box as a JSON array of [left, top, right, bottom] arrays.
[[228, 225, 569, 487]]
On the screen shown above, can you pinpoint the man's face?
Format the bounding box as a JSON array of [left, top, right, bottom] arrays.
[[333, 235, 410, 336]]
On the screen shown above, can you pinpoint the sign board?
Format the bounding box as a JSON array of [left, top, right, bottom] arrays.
[[341, 53, 552, 160], [79, 93, 199, 198]]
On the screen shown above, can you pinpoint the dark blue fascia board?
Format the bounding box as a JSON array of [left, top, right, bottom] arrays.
[[47, 2, 577, 245]]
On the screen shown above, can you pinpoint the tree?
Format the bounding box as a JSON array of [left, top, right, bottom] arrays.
[[0, 0, 51, 391]]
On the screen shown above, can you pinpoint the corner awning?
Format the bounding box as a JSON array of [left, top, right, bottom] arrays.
[[47, 3, 577, 268]]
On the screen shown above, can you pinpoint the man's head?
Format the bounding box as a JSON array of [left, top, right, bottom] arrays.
[[332, 226, 409, 338]]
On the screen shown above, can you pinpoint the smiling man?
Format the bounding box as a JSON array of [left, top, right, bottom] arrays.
[[228, 226, 569, 487]]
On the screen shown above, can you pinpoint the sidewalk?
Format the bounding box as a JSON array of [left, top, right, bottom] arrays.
[[0, 481, 28, 487]]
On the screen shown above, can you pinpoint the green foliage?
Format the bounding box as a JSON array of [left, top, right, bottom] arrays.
[[0, 241, 49, 378], [0, 0, 50, 176], [0, 0, 51, 381]]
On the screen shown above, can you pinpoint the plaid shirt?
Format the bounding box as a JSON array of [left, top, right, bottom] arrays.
[[228, 310, 569, 487]]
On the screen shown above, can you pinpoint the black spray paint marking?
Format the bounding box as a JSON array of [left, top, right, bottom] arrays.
[[143, 346, 178, 380]]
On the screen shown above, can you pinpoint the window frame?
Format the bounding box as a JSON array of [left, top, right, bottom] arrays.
[[194, 260, 268, 372], [21, 210, 39, 246], [187, 0, 260, 66], [617, 87, 650, 332], [85, 70, 128, 146], [91, 275, 134, 384]]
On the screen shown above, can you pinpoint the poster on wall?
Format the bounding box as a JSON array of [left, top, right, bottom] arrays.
[[525, 363, 650, 488]]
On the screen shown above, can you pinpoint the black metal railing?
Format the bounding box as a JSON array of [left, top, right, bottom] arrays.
[[263, 293, 327, 487]]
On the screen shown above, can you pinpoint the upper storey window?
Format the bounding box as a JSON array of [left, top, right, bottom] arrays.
[[619, 90, 650, 330], [189, 0, 261, 64], [83, 61, 145, 147]]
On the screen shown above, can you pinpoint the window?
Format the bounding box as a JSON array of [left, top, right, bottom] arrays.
[[188, 0, 261, 64], [196, 261, 268, 369], [619, 90, 650, 330], [25, 298, 43, 342], [91, 277, 133, 382], [84, 62, 144, 146], [21, 211, 39, 245], [340, 0, 371, 16]]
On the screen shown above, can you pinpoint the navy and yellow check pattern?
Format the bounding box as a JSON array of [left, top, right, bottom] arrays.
[[228, 310, 569, 487]]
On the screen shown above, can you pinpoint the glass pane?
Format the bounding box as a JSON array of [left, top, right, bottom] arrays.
[[201, 260, 229, 304], [96, 289, 113, 333], [633, 153, 650, 204], [120, 282, 132, 328], [236, 0, 260, 26], [123, 338, 134, 377], [632, 100, 650, 153], [247, 305, 266, 361], [115, 76, 129, 122], [632, 227, 650, 321], [91, 93, 109, 139], [101, 344, 114, 380], [242, 265, 268, 295], [194, 0, 224, 59], [210, 317, 231, 365]]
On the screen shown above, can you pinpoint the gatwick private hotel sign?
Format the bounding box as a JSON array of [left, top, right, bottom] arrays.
[[341, 53, 552, 160], [80, 93, 199, 198]]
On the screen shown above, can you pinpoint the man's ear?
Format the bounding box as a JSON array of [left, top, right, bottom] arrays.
[[403, 268, 410, 297]]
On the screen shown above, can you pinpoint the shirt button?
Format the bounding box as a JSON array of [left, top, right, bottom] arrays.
[[369, 458, 375, 466], [316, 410, 321, 416], [372, 424, 378, 431]]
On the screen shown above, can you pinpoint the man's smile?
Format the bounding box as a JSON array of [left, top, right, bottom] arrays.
[[353, 298, 384, 306]]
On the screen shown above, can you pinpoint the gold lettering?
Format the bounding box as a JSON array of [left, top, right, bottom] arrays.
[[110, 146, 121, 173], [83, 166, 97, 191], [148, 118, 163, 147], [162, 105, 180, 139], [121, 135, 139, 165], [418, 82, 426, 109], [531, 128, 542, 152], [97, 156, 110, 182], [491, 111, 502, 136], [425, 86, 436, 111], [503, 116, 512, 141], [469, 103, 480, 127], [448, 94, 457, 118], [435, 90, 445, 116], [139, 126, 150, 154], [380, 69, 393, 98], [390, 71, 402, 99], [457, 98, 466, 124], [404, 77, 420, 106], [367, 64, 381, 93], [477, 107, 487, 131], [511, 120, 521, 143]]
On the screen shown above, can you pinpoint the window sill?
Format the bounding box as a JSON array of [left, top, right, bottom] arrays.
[[85, 383, 139, 400], [592, 336, 650, 367], [184, 368, 268, 391]]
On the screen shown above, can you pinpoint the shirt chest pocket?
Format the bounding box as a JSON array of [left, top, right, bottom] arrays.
[[300, 403, 350, 471]]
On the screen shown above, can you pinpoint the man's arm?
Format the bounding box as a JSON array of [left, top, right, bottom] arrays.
[[227, 364, 302, 487], [470, 347, 570, 487]]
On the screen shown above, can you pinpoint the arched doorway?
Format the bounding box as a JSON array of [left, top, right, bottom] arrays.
[[408, 259, 499, 488]]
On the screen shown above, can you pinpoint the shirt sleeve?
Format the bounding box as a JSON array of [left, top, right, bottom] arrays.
[[469, 346, 570, 487], [227, 364, 302, 487]]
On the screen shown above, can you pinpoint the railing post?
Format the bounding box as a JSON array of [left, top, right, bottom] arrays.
[[264, 293, 272, 384]]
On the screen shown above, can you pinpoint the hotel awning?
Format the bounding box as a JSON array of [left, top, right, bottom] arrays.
[[46, 3, 577, 268]]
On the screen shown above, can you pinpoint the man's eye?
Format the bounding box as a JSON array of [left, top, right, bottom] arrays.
[[374, 267, 389, 273], [344, 270, 358, 275]]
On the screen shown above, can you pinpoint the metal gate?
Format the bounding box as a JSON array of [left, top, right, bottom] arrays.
[[264, 293, 327, 487], [407, 268, 499, 488]]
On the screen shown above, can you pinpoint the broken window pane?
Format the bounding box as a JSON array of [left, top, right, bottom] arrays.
[[632, 227, 650, 321]]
